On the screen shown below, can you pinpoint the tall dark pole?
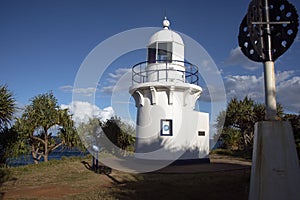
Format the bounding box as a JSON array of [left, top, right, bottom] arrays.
[[264, 0, 272, 61]]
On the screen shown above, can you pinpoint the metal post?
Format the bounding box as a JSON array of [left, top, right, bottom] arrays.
[[95, 151, 99, 172], [263, 0, 277, 120], [92, 154, 95, 170], [166, 62, 168, 82], [264, 0, 272, 61], [264, 61, 277, 120], [140, 64, 142, 83]]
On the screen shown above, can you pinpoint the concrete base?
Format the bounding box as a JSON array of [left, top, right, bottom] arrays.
[[249, 121, 300, 200]]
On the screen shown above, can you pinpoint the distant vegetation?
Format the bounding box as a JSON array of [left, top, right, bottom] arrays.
[[215, 96, 300, 158], [14, 92, 80, 164], [0, 85, 18, 166], [0, 84, 135, 167], [77, 116, 135, 155]]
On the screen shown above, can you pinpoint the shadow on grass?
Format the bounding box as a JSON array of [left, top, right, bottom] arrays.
[[0, 168, 15, 186], [81, 160, 113, 176], [210, 149, 253, 160], [81, 161, 93, 171], [100, 162, 251, 200], [0, 168, 17, 200]]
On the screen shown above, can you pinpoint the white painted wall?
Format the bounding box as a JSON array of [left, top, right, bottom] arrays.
[[130, 82, 209, 160]]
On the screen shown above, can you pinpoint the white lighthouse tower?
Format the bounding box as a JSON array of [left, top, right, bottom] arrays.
[[129, 18, 209, 161]]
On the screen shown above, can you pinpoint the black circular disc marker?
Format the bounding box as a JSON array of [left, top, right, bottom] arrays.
[[238, 0, 299, 62]]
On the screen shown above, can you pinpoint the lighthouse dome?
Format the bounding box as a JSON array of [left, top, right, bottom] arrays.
[[148, 29, 184, 45], [148, 18, 184, 45], [147, 18, 184, 63]]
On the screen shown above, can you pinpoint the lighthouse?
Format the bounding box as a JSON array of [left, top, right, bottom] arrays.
[[129, 18, 209, 161]]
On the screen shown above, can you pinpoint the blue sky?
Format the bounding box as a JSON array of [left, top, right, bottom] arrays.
[[1, 0, 300, 126]]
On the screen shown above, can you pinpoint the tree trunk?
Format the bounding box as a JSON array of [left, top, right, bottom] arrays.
[[44, 128, 48, 162], [31, 145, 39, 164], [44, 154, 48, 162]]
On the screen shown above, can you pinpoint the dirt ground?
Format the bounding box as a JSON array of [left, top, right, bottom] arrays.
[[0, 155, 252, 200]]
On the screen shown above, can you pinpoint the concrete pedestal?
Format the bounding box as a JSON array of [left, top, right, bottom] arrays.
[[249, 121, 300, 200]]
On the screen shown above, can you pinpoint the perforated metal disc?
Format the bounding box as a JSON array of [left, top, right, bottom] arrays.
[[239, 0, 299, 62], [239, 15, 264, 62]]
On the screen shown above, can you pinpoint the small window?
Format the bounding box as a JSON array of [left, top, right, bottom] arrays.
[[161, 119, 173, 136], [198, 131, 205, 136], [148, 43, 156, 63], [157, 42, 172, 62]]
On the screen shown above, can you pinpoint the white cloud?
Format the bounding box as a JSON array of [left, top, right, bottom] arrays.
[[15, 101, 25, 118], [200, 74, 264, 103], [100, 85, 116, 94], [220, 70, 300, 112], [100, 68, 132, 94], [59, 85, 73, 92], [277, 76, 300, 112], [59, 85, 98, 97], [61, 101, 114, 125], [223, 47, 261, 70], [224, 74, 264, 101], [200, 85, 227, 102], [108, 68, 131, 81], [276, 70, 294, 83]]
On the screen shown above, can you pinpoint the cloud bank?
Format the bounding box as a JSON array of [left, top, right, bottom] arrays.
[[61, 101, 115, 125], [223, 47, 261, 70], [59, 85, 98, 97], [100, 68, 132, 94], [222, 70, 300, 112]]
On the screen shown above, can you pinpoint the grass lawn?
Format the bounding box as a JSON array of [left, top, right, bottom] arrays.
[[0, 155, 251, 200]]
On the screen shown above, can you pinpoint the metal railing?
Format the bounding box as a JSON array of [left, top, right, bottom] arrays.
[[131, 60, 199, 85]]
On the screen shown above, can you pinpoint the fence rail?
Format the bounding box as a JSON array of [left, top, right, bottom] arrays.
[[131, 60, 199, 85]]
